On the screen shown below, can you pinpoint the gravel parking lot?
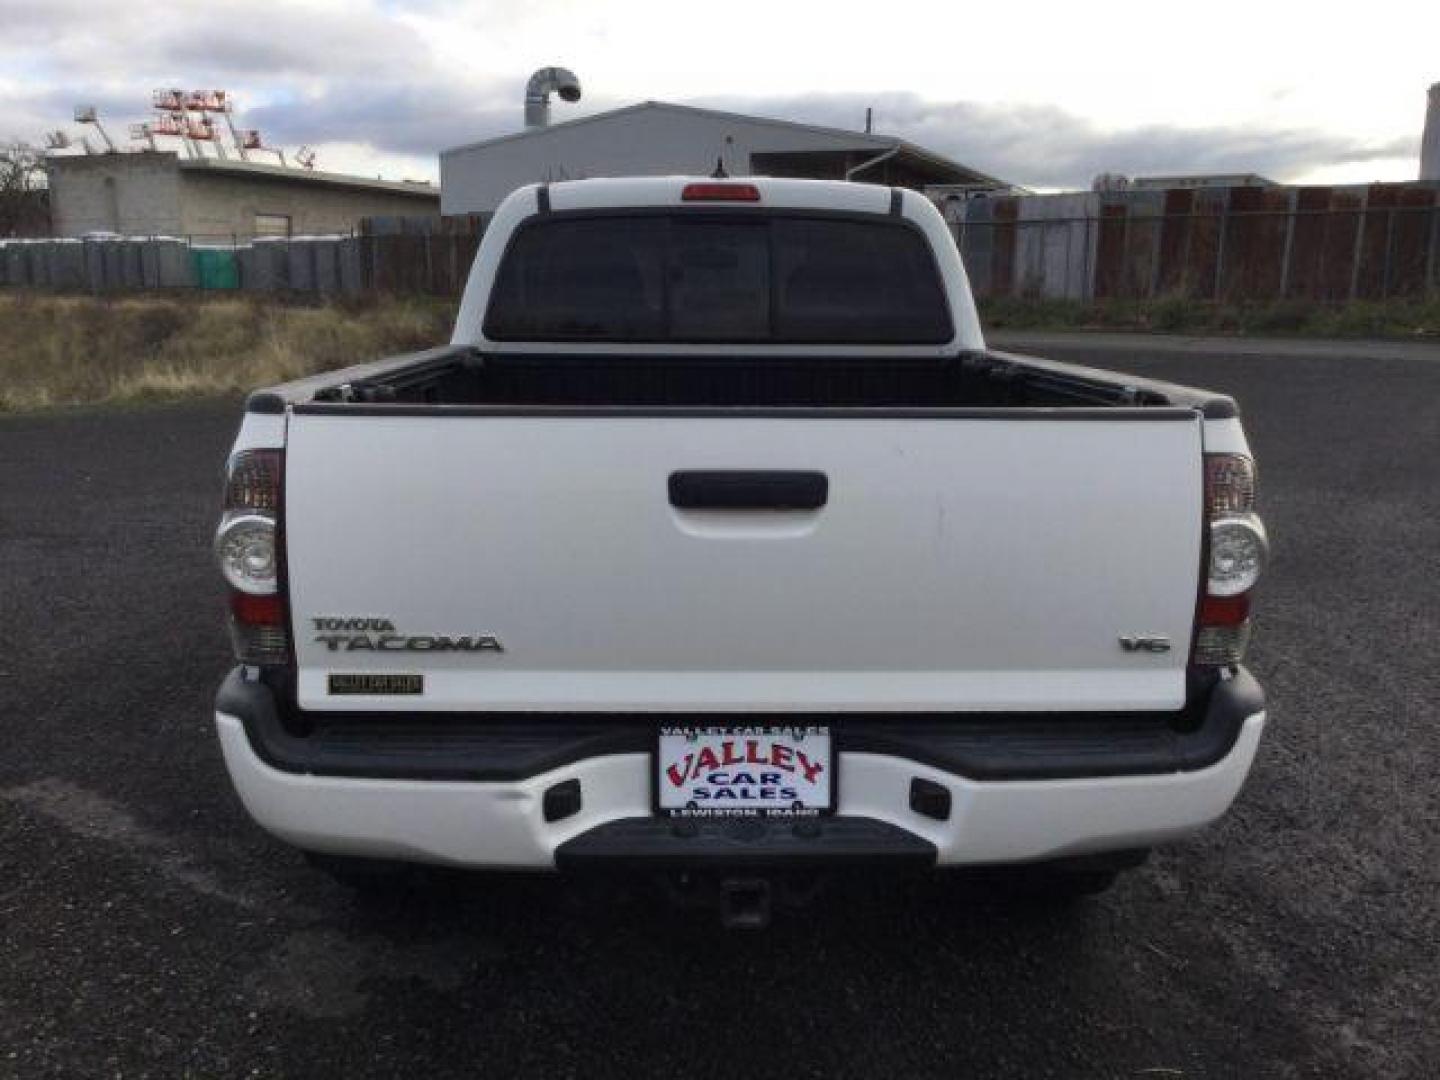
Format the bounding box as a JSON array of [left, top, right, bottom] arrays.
[[2, 333, 1437, 1078]]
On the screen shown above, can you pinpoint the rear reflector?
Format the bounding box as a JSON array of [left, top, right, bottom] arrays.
[[682, 182, 761, 202], [229, 591, 289, 666], [1193, 623, 1253, 668], [229, 621, 290, 667]]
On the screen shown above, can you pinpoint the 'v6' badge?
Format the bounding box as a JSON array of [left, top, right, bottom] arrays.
[[1119, 635, 1172, 653]]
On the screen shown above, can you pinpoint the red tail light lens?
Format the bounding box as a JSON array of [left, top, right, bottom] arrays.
[[1199, 593, 1250, 626], [230, 592, 285, 625], [218, 449, 290, 666], [682, 182, 761, 202]]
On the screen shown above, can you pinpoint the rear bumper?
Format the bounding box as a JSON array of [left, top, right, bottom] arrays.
[[215, 669, 1265, 870]]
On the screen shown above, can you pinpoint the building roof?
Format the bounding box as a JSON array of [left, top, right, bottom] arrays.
[[1130, 173, 1276, 189], [47, 150, 439, 200], [442, 100, 1003, 187], [178, 156, 439, 198]]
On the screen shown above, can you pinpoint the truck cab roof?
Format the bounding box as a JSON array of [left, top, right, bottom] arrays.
[[514, 175, 914, 214]]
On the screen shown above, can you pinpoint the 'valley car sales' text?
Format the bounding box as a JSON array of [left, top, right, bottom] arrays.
[[662, 733, 825, 804]]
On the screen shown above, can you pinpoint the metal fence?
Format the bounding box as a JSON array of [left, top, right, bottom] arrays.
[[7, 198, 1439, 305], [0, 217, 490, 296], [954, 202, 1440, 304]]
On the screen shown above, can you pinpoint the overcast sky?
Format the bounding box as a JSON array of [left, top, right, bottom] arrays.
[[2, 0, 1433, 190]]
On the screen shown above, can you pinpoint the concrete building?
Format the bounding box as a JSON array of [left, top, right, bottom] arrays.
[[45, 151, 440, 239], [440, 100, 1005, 214]]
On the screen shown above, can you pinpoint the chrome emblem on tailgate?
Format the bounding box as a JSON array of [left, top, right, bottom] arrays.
[[1119, 635, 1171, 654], [312, 616, 504, 653]]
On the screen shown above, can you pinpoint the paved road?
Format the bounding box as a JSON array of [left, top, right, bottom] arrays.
[[2, 335, 1438, 1078]]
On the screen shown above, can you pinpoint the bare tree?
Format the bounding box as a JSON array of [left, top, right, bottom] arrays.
[[0, 141, 49, 237]]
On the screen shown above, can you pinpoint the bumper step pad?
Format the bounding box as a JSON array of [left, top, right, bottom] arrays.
[[555, 815, 936, 871]]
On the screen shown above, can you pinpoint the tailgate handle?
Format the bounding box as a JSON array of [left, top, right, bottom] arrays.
[[668, 470, 828, 511]]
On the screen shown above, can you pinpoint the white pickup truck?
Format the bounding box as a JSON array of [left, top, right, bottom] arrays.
[[214, 177, 1268, 924]]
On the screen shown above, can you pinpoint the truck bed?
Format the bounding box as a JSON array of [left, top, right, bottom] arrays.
[[247, 345, 1237, 417]]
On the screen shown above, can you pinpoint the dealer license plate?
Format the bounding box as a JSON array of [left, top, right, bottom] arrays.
[[657, 726, 833, 817]]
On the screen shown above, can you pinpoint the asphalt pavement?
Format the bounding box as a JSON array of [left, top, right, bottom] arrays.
[[2, 333, 1438, 1078]]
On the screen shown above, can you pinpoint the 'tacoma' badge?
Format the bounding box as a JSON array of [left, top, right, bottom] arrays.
[[312, 616, 504, 653]]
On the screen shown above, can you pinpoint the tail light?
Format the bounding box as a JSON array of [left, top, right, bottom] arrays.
[[1193, 454, 1268, 668], [216, 449, 290, 666]]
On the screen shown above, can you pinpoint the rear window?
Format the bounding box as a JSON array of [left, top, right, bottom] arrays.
[[483, 213, 952, 344]]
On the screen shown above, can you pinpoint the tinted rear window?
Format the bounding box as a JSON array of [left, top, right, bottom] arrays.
[[484, 213, 952, 344]]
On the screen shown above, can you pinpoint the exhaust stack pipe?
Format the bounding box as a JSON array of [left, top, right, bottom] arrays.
[[525, 67, 582, 129]]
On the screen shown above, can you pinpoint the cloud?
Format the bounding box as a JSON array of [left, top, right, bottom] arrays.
[[244, 84, 1414, 190], [245, 80, 521, 158], [0, 0, 429, 80], [0, 4, 1418, 190], [700, 92, 1418, 188]]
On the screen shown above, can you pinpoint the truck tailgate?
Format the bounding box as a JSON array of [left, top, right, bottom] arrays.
[[284, 412, 1203, 713]]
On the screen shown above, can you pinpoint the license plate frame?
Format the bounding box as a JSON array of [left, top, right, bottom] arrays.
[[655, 725, 835, 818]]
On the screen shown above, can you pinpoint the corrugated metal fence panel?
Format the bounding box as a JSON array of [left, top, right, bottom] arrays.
[[1221, 187, 1293, 300], [1287, 187, 1337, 300], [1015, 193, 1097, 299], [1322, 190, 1365, 301], [313, 241, 341, 294], [1356, 185, 1397, 299], [193, 248, 240, 290], [338, 237, 364, 293], [140, 240, 195, 288], [989, 198, 1018, 298], [1124, 191, 1164, 299], [287, 241, 318, 292], [1357, 185, 1437, 298], [1188, 190, 1228, 301], [240, 241, 291, 291], [956, 199, 995, 298], [1387, 188, 1437, 296], [5, 244, 31, 286], [1094, 202, 1128, 299]]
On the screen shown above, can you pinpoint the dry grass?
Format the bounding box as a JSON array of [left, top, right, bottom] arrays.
[[979, 295, 1440, 338], [0, 292, 456, 412], [10, 289, 1436, 413]]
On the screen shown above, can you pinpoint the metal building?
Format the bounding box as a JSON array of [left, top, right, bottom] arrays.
[[440, 100, 1005, 214], [45, 151, 440, 239]]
